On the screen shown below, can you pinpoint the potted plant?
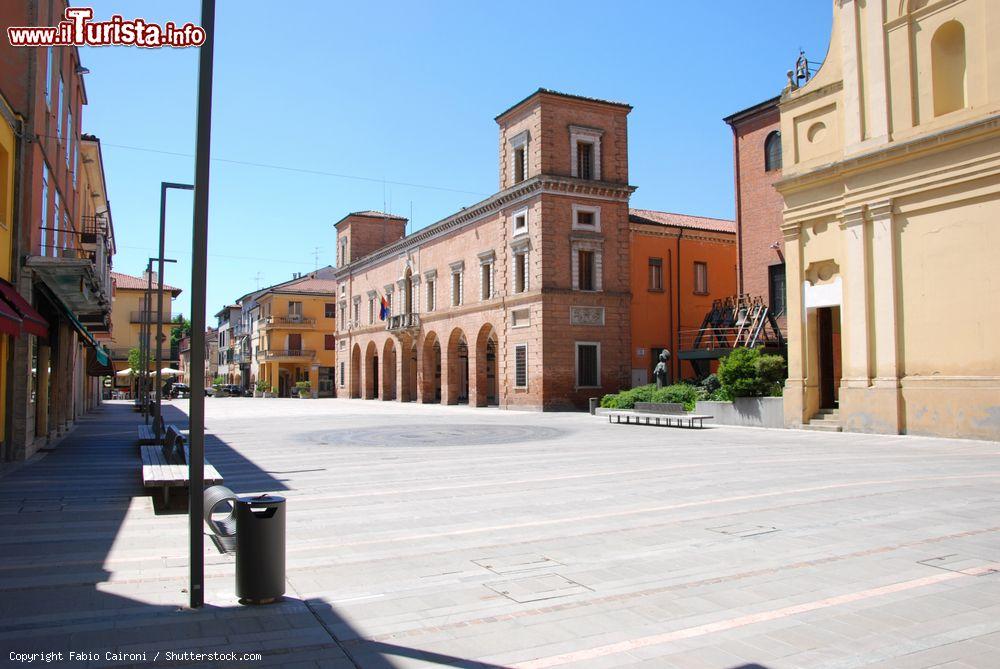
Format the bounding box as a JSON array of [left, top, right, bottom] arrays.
[[254, 380, 268, 398], [295, 380, 312, 399], [263, 385, 277, 399]]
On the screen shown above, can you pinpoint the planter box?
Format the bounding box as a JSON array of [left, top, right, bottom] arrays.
[[263, 392, 275, 398], [695, 397, 785, 429]]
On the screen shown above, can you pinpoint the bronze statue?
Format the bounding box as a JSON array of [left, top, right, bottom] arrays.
[[653, 349, 671, 389]]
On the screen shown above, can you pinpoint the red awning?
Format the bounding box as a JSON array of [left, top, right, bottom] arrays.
[[0, 278, 49, 339], [0, 297, 22, 337]]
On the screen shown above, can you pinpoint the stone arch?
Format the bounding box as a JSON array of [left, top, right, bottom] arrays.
[[932, 20, 967, 117], [472, 323, 499, 407], [350, 343, 361, 398], [364, 341, 378, 400], [420, 331, 442, 403], [444, 328, 469, 405], [382, 338, 397, 401]]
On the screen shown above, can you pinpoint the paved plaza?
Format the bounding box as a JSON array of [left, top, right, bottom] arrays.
[[1, 399, 999, 668]]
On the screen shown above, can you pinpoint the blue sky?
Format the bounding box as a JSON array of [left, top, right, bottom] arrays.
[[78, 1, 833, 322]]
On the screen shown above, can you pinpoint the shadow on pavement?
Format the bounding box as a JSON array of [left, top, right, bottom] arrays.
[[0, 401, 529, 668]]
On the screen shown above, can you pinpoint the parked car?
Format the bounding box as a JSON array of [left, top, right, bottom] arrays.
[[216, 384, 244, 397], [169, 383, 190, 398]]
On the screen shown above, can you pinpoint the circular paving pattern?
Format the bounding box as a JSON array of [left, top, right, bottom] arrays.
[[307, 423, 566, 448]]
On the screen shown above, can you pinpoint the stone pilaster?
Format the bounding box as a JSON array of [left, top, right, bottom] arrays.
[[782, 226, 806, 428], [838, 205, 870, 390], [868, 199, 903, 432]]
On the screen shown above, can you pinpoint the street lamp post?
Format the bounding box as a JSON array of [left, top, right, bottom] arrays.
[[153, 181, 192, 442], [143, 258, 153, 424], [189, 0, 216, 610], [152, 255, 179, 441]]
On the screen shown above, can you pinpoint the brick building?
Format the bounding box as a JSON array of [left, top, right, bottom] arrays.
[[334, 90, 635, 410], [0, 0, 116, 460], [723, 97, 787, 333]]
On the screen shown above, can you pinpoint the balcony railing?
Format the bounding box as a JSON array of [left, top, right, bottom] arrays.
[[129, 311, 173, 324], [387, 313, 420, 332], [37, 224, 113, 302], [259, 315, 316, 328], [108, 346, 173, 361], [81, 215, 112, 242], [257, 349, 316, 361]]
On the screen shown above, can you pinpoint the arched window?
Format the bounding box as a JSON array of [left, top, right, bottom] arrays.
[[764, 131, 782, 172], [932, 21, 967, 117]]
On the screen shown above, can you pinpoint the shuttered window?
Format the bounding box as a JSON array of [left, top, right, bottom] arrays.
[[576, 343, 599, 388], [514, 345, 528, 389]]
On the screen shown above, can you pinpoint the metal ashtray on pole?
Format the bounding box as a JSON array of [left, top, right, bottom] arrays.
[[235, 494, 286, 605]]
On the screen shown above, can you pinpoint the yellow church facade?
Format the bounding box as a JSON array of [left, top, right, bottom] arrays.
[[777, 0, 1000, 440]]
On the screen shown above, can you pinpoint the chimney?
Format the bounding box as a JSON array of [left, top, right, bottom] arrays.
[[142, 270, 159, 285]]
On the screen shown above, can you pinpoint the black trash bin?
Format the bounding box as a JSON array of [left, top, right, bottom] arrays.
[[589, 397, 599, 415], [235, 494, 286, 604]]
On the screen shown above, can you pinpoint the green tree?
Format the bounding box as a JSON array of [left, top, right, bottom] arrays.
[[170, 314, 192, 348], [127, 347, 142, 373]]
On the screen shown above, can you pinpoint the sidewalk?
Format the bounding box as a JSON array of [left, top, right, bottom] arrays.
[[0, 402, 354, 668]]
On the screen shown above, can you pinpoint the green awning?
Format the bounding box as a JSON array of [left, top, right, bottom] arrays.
[[54, 298, 110, 368]]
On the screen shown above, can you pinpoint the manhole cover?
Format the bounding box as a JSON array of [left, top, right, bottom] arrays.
[[918, 554, 1000, 576], [486, 574, 592, 603], [308, 424, 565, 448], [474, 554, 563, 575], [708, 523, 780, 538]]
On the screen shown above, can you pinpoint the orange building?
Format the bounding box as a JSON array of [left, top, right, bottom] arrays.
[[628, 209, 737, 384]]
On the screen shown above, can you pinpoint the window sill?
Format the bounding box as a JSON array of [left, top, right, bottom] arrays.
[[693, 291, 709, 296], [647, 288, 664, 293]]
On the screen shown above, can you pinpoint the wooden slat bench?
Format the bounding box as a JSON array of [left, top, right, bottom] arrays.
[[607, 401, 713, 429], [136, 423, 184, 450], [140, 429, 222, 505], [137, 425, 156, 445]]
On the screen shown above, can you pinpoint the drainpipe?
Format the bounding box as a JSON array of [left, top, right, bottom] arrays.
[[675, 228, 684, 382], [730, 122, 744, 294]]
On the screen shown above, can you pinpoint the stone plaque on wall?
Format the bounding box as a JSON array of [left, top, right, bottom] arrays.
[[570, 306, 605, 326]]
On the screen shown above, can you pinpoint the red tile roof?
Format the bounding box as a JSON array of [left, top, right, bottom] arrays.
[[272, 277, 338, 294], [111, 271, 182, 296], [629, 209, 736, 234]]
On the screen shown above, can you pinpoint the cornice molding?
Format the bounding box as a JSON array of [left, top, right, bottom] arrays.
[[778, 112, 1000, 194], [335, 175, 634, 277]]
